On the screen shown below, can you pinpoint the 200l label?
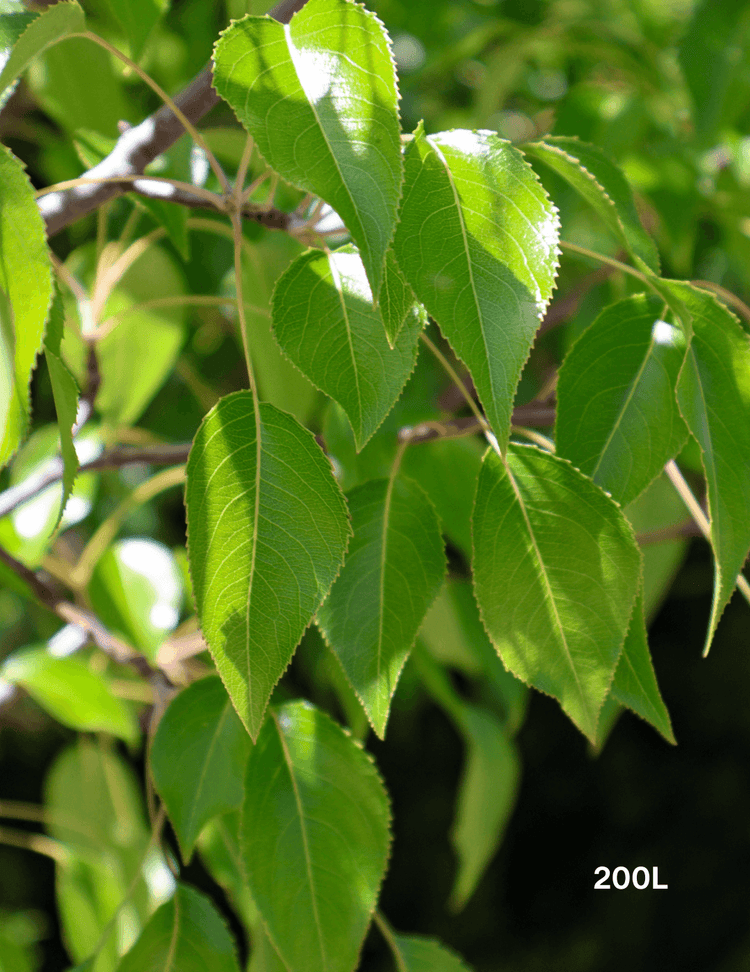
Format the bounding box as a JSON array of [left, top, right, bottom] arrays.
[[594, 866, 668, 890]]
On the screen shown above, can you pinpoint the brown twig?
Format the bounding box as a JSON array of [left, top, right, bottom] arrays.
[[0, 444, 191, 520], [39, 0, 311, 238]]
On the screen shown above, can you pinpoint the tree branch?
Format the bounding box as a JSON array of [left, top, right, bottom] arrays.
[[0, 444, 190, 520], [39, 0, 311, 238]]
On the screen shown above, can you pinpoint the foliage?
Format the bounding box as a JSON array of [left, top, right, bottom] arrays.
[[1, 0, 750, 969]]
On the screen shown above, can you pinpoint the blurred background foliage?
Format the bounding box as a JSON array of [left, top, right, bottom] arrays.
[[3, 0, 750, 969]]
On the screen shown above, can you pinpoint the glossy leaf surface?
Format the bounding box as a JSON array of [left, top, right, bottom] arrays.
[[556, 294, 688, 506], [242, 702, 390, 972], [610, 592, 675, 744], [317, 475, 445, 737], [151, 677, 252, 861], [213, 0, 402, 299], [272, 245, 422, 449], [1, 647, 137, 742], [523, 135, 660, 274], [185, 392, 351, 738], [117, 884, 239, 972], [472, 444, 641, 742], [669, 282, 750, 653], [0, 147, 53, 471], [393, 125, 559, 450], [0, 0, 84, 104]]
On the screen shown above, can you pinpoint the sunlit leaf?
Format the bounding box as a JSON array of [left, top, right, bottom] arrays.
[[667, 281, 750, 653], [472, 443, 641, 742], [393, 125, 559, 450], [610, 591, 675, 744], [556, 294, 688, 506], [0, 0, 84, 105], [213, 0, 403, 300], [272, 245, 422, 449], [0, 146, 53, 471], [117, 884, 239, 972], [151, 677, 252, 861], [242, 701, 390, 972], [380, 248, 420, 347], [1, 646, 138, 742], [523, 136, 660, 274], [185, 392, 351, 739], [317, 475, 445, 737]]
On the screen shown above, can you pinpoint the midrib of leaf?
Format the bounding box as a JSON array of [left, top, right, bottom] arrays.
[[164, 889, 181, 972], [271, 710, 328, 970], [246, 402, 263, 715], [186, 702, 231, 841], [429, 140, 498, 423], [328, 253, 364, 430], [503, 457, 590, 726], [376, 469, 398, 718], [282, 22, 364, 255], [590, 330, 658, 482]]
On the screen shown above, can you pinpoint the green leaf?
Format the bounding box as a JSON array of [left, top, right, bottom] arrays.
[[556, 294, 688, 506], [449, 706, 519, 911], [317, 475, 446, 738], [389, 933, 474, 972], [392, 125, 559, 450], [213, 0, 403, 300], [88, 539, 184, 661], [0, 0, 85, 106], [679, 0, 750, 144], [401, 435, 484, 559], [380, 249, 420, 348], [418, 580, 528, 734], [44, 289, 80, 533], [1, 646, 138, 742], [196, 813, 254, 929], [624, 473, 690, 622], [0, 1, 36, 112], [151, 677, 252, 861], [523, 136, 660, 274], [98, 0, 167, 62], [610, 592, 675, 745], [242, 701, 391, 972], [272, 245, 422, 449], [472, 443, 641, 742], [0, 146, 53, 471], [668, 282, 750, 653], [117, 884, 240, 972], [185, 392, 351, 739]]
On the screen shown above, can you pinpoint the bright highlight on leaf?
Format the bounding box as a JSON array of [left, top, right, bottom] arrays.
[[472, 443, 641, 742], [272, 245, 423, 450], [556, 293, 688, 507], [213, 0, 403, 301], [151, 676, 253, 861], [523, 135, 660, 275], [668, 281, 750, 655], [0, 146, 53, 471], [393, 125, 559, 451], [317, 474, 446, 738], [185, 392, 351, 739], [242, 701, 391, 972]]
